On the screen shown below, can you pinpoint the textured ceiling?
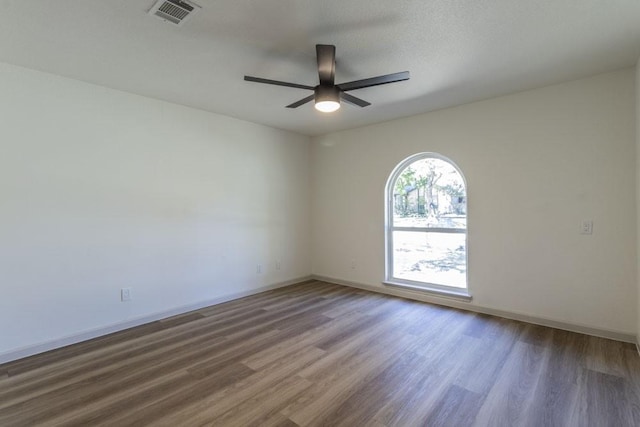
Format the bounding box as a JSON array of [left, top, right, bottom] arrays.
[[1, 0, 640, 136]]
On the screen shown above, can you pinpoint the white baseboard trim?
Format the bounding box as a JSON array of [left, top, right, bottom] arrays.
[[0, 276, 313, 365], [312, 275, 637, 344]]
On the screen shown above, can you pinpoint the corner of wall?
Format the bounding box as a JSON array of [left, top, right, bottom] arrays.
[[636, 57, 640, 351]]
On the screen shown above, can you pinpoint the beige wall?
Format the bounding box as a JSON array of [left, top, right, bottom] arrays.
[[0, 62, 311, 359], [311, 68, 637, 335], [637, 58, 640, 345], [1, 60, 637, 360]]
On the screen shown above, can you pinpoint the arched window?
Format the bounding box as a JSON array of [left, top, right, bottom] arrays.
[[385, 153, 469, 299]]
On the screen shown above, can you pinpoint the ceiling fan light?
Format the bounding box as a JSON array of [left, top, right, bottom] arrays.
[[314, 85, 341, 113], [315, 100, 340, 113]]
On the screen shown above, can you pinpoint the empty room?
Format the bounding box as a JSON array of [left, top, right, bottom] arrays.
[[1, 0, 640, 425]]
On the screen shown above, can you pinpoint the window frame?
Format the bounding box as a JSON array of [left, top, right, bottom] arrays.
[[384, 152, 471, 300]]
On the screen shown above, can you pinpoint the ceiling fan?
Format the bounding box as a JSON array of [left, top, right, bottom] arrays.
[[244, 44, 410, 113]]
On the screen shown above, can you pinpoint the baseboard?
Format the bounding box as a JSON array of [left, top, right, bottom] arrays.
[[312, 275, 637, 344], [0, 276, 312, 364], [3, 274, 634, 364]]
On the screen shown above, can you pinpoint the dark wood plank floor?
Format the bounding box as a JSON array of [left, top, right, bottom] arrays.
[[1, 280, 639, 426]]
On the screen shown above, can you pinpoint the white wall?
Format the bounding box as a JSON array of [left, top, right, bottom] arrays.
[[0, 62, 311, 359], [312, 68, 637, 336]]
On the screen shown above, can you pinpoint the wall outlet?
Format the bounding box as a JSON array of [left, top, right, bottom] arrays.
[[256, 264, 262, 274], [121, 287, 132, 302], [580, 220, 593, 235], [276, 260, 281, 270], [350, 259, 356, 269]]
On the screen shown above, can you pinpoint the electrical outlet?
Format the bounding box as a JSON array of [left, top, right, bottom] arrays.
[[580, 220, 593, 235], [121, 288, 132, 302], [350, 259, 356, 269], [276, 260, 281, 270], [256, 264, 262, 274]]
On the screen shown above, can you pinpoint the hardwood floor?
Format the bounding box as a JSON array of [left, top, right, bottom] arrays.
[[1, 280, 639, 426]]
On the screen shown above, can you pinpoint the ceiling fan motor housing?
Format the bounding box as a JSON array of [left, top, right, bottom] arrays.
[[315, 85, 340, 103]]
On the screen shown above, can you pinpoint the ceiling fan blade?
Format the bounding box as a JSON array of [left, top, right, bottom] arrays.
[[316, 44, 336, 86], [244, 76, 314, 90], [337, 71, 410, 92], [286, 94, 315, 108], [340, 92, 371, 107]]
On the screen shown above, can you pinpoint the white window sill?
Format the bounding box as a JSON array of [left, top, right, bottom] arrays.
[[383, 281, 472, 302]]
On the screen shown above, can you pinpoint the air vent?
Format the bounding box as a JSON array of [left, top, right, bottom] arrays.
[[148, 0, 200, 26]]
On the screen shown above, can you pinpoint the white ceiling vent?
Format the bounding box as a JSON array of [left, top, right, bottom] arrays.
[[148, 0, 201, 26]]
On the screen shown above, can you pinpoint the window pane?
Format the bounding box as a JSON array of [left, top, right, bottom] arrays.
[[392, 157, 466, 229], [392, 231, 466, 288]]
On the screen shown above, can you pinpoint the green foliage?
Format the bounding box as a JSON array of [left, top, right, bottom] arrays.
[[393, 159, 464, 218], [439, 182, 464, 197], [394, 166, 415, 195]]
